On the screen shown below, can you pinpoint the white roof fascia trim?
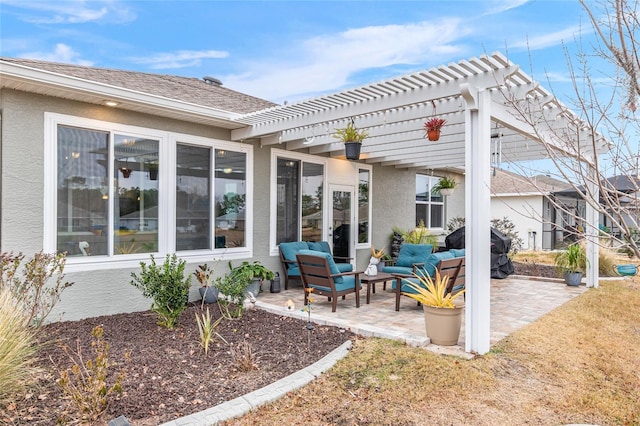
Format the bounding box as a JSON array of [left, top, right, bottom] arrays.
[[492, 192, 549, 197], [0, 61, 242, 123]]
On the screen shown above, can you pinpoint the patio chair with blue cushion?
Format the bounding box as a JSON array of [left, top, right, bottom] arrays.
[[382, 243, 434, 275], [279, 241, 353, 290], [296, 250, 361, 312], [392, 256, 465, 311]]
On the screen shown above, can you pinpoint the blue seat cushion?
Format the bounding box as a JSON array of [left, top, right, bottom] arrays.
[[297, 249, 344, 283], [308, 241, 331, 254], [449, 248, 465, 258], [280, 241, 310, 269], [391, 276, 424, 294], [422, 251, 455, 276], [382, 265, 413, 275], [396, 244, 433, 268], [311, 275, 359, 293], [336, 263, 353, 273]]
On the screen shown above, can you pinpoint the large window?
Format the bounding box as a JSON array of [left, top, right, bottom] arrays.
[[56, 127, 160, 257], [416, 174, 444, 229], [47, 114, 251, 265], [276, 157, 324, 244]]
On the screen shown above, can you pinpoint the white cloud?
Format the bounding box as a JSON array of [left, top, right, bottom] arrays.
[[482, 0, 530, 16], [130, 50, 230, 70], [222, 19, 470, 102], [19, 43, 94, 66], [2, 0, 135, 24], [512, 25, 585, 50]]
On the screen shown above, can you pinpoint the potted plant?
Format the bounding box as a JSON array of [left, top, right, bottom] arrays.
[[228, 260, 275, 298], [424, 117, 446, 141], [333, 119, 368, 160], [554, 242, 587, 286], [402, 269, 465, 345], [432, 176, 457, 197], [147, 161, 158, 180], [194, 263, 219, 304], [370, 246, 386, 272]]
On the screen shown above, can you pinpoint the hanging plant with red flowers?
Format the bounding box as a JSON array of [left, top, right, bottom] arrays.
[[424, 117, 446, 141]]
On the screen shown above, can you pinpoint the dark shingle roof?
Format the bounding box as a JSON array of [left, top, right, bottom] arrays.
[[1, 57, 276, 114]]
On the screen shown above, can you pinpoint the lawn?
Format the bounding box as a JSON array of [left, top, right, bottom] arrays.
[[224, 278, 640, 425]]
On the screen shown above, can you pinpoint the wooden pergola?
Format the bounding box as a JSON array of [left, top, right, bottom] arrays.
[[231, 52, 610, 354]]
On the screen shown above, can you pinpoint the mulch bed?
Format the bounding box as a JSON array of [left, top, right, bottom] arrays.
[[5, 304, 353, 425], [5, 262, 553, 425]]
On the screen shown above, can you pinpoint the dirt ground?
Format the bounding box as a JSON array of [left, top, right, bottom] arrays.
[[5, 305, 353, 425]]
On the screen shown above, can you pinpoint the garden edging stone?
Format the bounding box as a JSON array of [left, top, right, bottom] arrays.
[[159, 340, 352, 426]]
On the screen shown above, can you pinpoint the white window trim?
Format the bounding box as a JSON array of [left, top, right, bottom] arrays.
[[44, 113, 253, 272], [269, 148, 327, 256], [416, 174, 446, 231], [355, 165, 373, 250]]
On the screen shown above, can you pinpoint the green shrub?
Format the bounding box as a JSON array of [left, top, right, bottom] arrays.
[[130, 254, 191, 329], [0, 251, 73, 327], [57, 325, 125, 424], [0, 288, 39, 405]]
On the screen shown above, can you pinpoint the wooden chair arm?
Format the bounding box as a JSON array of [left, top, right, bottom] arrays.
[[331, 270, 364, 278]]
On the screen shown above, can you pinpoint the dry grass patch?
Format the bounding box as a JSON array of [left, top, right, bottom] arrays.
[[224, 279, 640, 425]]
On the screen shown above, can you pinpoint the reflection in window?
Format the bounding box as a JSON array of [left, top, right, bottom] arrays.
[[113, 135, 159, 255], [215, 149, 246, 248], [276, 158, 324, 244], [301, 163, 323, 241], [176, 144, 211, 251], [57, 126, 109, 256], [358, 169, 370, 244], [276, 159, 299, 244], [416, 174, 444, 229]]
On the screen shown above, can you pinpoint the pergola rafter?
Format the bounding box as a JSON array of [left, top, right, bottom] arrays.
[[231, 51, 607, 355]]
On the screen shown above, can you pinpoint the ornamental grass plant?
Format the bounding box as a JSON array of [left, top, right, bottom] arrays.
[[0, 288, 39, 405]]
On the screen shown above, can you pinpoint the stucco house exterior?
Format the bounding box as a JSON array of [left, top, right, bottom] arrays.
[[0, 57, 431, 321], [490, 168, 570, 250], [2, 53, 608, 353]]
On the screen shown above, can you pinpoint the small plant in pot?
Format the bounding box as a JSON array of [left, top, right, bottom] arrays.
[[228, 260, 275, 299], [194, 263, 219, 304], [432, 176, 457, 197], [333, 119, 368, 160], [402, 269, 465, 345], [424, 117, 446, 141], [554, 242, 587, 286]]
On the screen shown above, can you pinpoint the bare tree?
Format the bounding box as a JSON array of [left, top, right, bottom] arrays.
[[498, 0, 640, 257]]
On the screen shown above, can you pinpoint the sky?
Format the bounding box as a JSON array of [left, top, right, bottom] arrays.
[[0, 0, 597, 105]]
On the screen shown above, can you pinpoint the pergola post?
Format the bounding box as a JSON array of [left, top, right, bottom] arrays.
[[461, 85, 492, 354], [585, 163, 600, 288]]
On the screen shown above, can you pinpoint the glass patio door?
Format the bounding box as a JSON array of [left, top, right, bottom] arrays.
[[329, 185, 354, 262]]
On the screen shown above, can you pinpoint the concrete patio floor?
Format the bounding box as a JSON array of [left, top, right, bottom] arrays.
[[255, 275, 588, 355]]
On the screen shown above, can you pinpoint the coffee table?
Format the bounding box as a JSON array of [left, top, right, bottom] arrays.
[[360, 272, 395, 304]]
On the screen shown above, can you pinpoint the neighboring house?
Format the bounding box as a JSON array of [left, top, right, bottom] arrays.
[[553, 174, 640, 243], [490, 169, 570, 250], [0, 53, 595, 325]]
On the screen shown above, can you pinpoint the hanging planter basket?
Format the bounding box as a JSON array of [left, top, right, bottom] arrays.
[[427, 129, 441, 141], [344, 142, 362, 160], [424, 116, 446, 142]]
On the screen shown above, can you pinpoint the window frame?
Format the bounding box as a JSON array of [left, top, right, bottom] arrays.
[[415, 174, 446, 230], [269, 148, 327, 256], [355, 165, 373, 250], [44, 113, 253, 272]]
